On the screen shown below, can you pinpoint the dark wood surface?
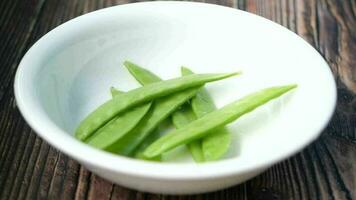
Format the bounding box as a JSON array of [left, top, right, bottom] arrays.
[[0, 0, 355, 199]]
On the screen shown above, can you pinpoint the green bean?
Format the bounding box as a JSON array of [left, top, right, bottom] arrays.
[[88, 87, 160, 159], [170, 67, 206, 162], [171, 104, 205, 162], [125, 61, 161, 84], [131, 117, 171, 161], [107, 87, 200, 155], [85, 88, 152, 149], [126, 61, 209, 162], [133, 129, 162, 161], [125, 62, 235, 162], [182, 67, 231, 161], [106, 61, 202, 155], [86, 87, 125, 143], [75, 68, 239, 141], [110, 87, 124, 96], [84, 87, 150, 150], [122, 61, 162, 160], [143, 84, 297, 158], [110, 88, 161, 161]]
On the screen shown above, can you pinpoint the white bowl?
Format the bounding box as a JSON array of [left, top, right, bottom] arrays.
[[14, 1, 336, 194]]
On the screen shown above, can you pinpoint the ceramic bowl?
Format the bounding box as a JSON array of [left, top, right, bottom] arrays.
[[14, 1, 336, 194]]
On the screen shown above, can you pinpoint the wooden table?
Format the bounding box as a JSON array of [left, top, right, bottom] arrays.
[[0, 0, 355, 199]]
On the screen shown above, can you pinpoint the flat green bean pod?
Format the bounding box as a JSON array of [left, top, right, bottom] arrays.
[[170, 67, 208, 162], [86, 87, 125, 142], [125, 61, 161, 84], [116, 64, 162, 160], [143, 84, 297, 158], [182, 67, 231, 161], [133, 129, 162, 161], [107, 87, 200, 155], [75, 70, 239, 141], [106, 61, 202, 155], [172, 104, 205, 162], [122, 61, 162, 160], [110, 87, 124, 96], [125, 61, 205, 161], [85, 89, 151, 149], [109, 88, 161, 161]]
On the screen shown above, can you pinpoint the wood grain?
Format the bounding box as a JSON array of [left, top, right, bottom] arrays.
[[0, 0, 355, 200]]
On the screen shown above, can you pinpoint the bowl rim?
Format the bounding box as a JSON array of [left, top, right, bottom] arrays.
[[14, 1, 337, 180]]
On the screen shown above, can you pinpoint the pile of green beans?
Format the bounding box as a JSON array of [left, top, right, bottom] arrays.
[[75, 61, 297, 162]]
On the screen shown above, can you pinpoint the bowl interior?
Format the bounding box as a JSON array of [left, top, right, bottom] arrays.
[[18, 2, 335, 165]]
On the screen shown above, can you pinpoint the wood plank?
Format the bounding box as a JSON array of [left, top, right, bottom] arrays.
[[0, 1, 47, 198], [324, 0, 356, 93], [0, 0, 46, 102], [74, 167, 91, 200], [87, 175, 114, 200]]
